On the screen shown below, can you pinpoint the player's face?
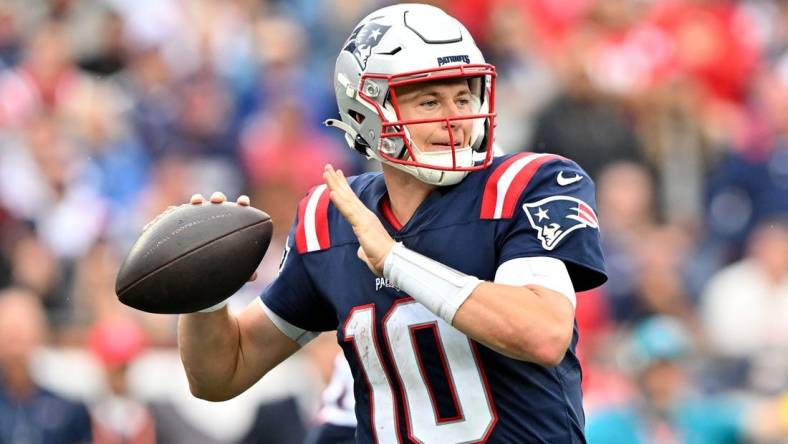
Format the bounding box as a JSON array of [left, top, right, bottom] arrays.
[[393, 79, 475, 153]]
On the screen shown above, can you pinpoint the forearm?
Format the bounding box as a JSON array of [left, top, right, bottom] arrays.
[[178, 309, 243, 401], [452, 282, 574, 365], [383, 243, 575, 366], [178, 301, 302, 401]]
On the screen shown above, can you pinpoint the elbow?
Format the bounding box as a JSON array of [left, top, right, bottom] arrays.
[[531, 345, 567, 368], [188, 380, 240, 402], [505, 325, 572, 367], [533, 326, 573, 367]]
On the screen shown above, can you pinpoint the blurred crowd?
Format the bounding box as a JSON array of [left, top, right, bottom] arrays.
[[0, 0, 786, 443]]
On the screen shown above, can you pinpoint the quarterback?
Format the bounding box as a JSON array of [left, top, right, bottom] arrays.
[[179, 4, 606, 443]]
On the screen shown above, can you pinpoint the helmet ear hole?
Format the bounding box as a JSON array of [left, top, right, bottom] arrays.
[[349, 110, 365, 124], [353, 134, 371, 156]]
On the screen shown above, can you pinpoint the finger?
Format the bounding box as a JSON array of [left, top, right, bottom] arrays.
[[323, 166, 370, 225], [325, 165, 351, 194], [333, 169, 350, 192], [327, 185, 358, 220], [323, 165, 339, 189], [328, 186, 367, 226], [210, 191, 227, 204], [190, 194, 204, 205], [236, 195, 250, 206], [357, 246, 367, 262], [248, 271, 257, 282], [324, 169, 349, 207], [324, 167, 352, 200], [336, 170, 356, 195]]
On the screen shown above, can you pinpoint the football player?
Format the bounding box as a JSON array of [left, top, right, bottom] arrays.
[[179, 4, 606, 443]]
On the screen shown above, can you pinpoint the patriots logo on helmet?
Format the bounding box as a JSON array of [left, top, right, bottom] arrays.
[[523, 196, 599, 250], [344, 23, 391, 69]]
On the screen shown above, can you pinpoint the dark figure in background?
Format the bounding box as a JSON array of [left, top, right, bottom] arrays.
[[0, 287, 92, 444], [529, 36, 643, 180]]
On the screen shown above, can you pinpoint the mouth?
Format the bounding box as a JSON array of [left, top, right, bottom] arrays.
[[430, 141, 462, 149]]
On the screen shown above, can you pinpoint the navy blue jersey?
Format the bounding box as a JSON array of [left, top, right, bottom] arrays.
[[262, 153, 606, 443]]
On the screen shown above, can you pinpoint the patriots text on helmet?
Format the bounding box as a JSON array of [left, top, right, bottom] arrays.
[[436, 55, 471, 66]]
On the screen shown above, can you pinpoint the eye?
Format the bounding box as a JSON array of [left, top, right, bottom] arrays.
[[456, 97, 472, 108], [419, 99, 438, 109]]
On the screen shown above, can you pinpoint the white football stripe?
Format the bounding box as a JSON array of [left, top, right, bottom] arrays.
[[494, 153, 550, 219], [304, 184, 327, 252]]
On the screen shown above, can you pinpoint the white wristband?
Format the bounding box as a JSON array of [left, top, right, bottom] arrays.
[[383, 243, 481, 324], [198, 299, 229, 313]]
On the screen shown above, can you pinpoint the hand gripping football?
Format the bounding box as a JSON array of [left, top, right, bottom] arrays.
[[115, 202, 273, 314]]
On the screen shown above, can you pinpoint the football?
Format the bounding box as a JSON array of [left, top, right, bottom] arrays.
[[115, 202, 273, 314]]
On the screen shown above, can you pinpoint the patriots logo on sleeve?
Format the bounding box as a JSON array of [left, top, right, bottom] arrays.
[[523, 196, 599, 250], [343, 23, 391, 69]]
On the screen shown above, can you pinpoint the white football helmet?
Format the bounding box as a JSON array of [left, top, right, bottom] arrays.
[[325, 3, 496, 186]]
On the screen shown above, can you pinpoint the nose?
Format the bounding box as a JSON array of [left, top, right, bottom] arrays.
[[441, 102, 463, 130], [442, 99, 464, 118]]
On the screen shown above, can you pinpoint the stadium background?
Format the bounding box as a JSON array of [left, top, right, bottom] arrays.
[[0, 0, 786, 442]]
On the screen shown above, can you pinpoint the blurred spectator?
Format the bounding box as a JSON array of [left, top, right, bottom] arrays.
[[0, 19, 86, 128], [700, 220, 788, 393], [0, 287, 92, 444], [88, 316, 155, 444], [68, 240, 145, 344], [624, 225, 698, 327], [529, 21, 644, 179], [596, 161, 658, 323], [8, 230, 69, 328], [0, 112, 108, 260], [703, 56, 788, 258], [581, 0, 671, 98], [482, 1, 558, 152], [594, 164, 697, 327], [246, 13, 338, 132], [0, 4, 21, 68], [173, 66, 238, 160], [647, 0, 760, 109], [241, 98, 351, 248], [120, 44, 180, 161], [586, 315, 787, 444], [77, 9, 128, 77], [61, 79, 150, 222]]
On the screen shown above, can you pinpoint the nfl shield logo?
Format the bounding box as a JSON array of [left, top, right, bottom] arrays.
[[523, 196, 599, 250]]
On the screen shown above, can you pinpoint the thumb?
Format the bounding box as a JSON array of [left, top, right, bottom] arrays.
[[357, 246, 380, 276], [357, 246, 368, 263]]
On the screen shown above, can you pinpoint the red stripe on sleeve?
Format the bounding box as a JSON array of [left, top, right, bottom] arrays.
[[294, 187, 314, 253], [480, 153, 530, 219], [499, 154, 560, 218]]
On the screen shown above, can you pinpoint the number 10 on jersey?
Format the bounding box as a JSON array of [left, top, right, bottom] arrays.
[[344, 299, 497, 443]]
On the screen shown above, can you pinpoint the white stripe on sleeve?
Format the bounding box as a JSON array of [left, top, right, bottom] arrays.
[[494, 257, 577, 307], [258, 299, 319, 346], [304, 184, 327, 252]]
